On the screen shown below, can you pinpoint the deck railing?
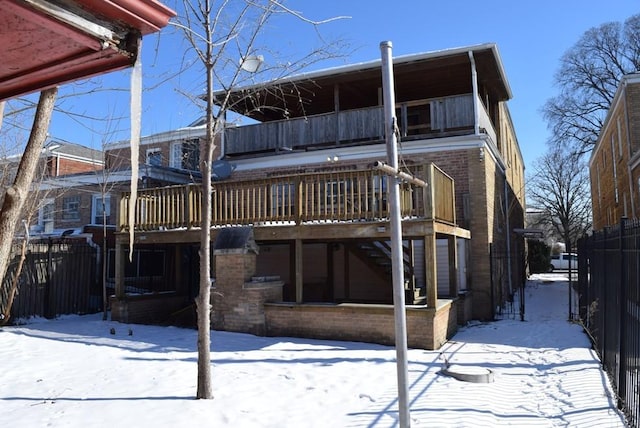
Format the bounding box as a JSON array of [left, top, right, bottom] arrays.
[[225, 93, 496, 155], [119, 164, 456, 232]]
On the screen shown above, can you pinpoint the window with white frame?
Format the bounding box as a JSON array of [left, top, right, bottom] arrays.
[[146, 148, 162, 166], [617, 117, 623, 159], [170, 139, 199, 170], [39, 198, 55, 228], [92, 194, 111, 225]]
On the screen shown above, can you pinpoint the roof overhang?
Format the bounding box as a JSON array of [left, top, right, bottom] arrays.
[[219, 43, 512, 122], [0, 0, 175, 101]]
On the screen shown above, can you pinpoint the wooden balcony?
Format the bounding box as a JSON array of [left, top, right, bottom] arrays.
[[119, 163, 456, 232], [225, 93, 496, 156]]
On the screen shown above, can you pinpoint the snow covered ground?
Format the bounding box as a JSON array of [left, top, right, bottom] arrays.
[[1, 274, 626, 427]]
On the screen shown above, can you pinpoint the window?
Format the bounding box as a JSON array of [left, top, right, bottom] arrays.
[[146, 148, 162, 166], [107, 248, 167, 293], [92, 194, 111, 225], [325, 180, 348, 208], [62, 195, 80, 220], [612, 136, 618, 204], [39, 198, 55, 230], [170, 139, 200, 170], [271, 183, 294, 217], [108, 249, 165, 280], [617, 118, 623, 159], [371, 175, 387, 213]]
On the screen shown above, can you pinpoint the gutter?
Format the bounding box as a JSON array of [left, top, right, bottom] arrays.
[[468, 51, 480, 135]]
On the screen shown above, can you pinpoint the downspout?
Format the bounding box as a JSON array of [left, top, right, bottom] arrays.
[[468, 51, 480, 135], [56, 153, 60, 176], [505, 175, 513, 296]]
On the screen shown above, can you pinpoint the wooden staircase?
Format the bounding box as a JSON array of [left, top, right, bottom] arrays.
[[346, 240, 425, 304]]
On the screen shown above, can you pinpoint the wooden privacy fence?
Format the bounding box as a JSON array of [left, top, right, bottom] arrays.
[[0, 238, 101, 322], [120, 163, 456, 232]]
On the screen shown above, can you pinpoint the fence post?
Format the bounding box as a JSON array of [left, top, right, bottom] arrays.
[[618, 217, 627, 410], [44, 238, 53, 319], [601, 227, 607, 369]]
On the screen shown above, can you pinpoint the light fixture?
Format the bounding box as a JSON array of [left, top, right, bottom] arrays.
[[327, 154, 339, 162], [240, 55, 264, 73]]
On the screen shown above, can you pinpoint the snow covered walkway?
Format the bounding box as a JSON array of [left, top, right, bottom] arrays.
[[0, 274, 626, 427]]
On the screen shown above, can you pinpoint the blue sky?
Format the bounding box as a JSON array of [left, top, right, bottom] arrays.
[[43, 0, 639, 173]]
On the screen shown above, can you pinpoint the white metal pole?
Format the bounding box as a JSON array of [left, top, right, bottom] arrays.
[[380, 40, 410, 428]]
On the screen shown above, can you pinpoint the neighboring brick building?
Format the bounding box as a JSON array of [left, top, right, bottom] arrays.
[[0, 140, 104, 235], [589, 73, 640, 230]]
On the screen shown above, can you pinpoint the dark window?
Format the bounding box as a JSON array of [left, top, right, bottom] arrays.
[[62, 195, 81, 220]]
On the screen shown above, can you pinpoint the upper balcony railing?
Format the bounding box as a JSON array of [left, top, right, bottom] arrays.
[[119, 163, 455, 232], [225, 93, 496, 156]]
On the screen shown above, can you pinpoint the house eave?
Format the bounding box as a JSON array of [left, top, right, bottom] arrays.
[[216, 43, 512, 122], [0, 0, 175, 101]]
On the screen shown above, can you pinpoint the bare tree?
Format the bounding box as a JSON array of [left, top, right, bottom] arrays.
[[543, 14, 640, 155], [527, 146, 592, 254], [0, 88, 58, 319], [173, 0, 347, 399]]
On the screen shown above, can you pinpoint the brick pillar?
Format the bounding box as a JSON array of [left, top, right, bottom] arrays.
[[211, 227, 282, 336]]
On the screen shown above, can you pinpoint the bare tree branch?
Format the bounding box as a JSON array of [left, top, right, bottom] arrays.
[[172, 0, 349, 400], [528, 146, 592, 250], [543, 14, 640, 156]]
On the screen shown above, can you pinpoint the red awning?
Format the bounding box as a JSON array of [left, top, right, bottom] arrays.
[[0, 0, 176, 101]]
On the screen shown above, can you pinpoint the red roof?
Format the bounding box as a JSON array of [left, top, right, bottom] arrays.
[[0, 0, 176, 101]]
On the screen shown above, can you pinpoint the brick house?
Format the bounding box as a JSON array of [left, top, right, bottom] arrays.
[[589, 72, 640, 230], [0, 140, 102, 235], [108, 43, 526, 349]]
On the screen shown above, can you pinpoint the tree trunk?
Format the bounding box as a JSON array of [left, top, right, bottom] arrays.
[[0, 232, 27, 324], [196, 162, 213, 398], [0, 88, 57, 316], [196, 45, 216, 398]]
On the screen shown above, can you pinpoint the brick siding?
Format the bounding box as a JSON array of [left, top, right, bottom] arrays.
[[264, 299, 456, 350]]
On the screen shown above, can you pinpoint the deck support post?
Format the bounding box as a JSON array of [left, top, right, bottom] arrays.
[[425, 233, 437, 307], [448, 236, 458, 297], [295, 238, 303, 303]]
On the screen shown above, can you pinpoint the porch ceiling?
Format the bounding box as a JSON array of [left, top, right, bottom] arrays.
[[0, 0, 175, 102], [220, 44, 511, 122]]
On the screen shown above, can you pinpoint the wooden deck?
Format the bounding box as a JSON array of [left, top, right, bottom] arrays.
[[119, 163, 459, 234]]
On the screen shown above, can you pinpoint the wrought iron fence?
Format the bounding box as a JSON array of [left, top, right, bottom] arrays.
[[578, 217, 640, 427], [490, 243, 526, 321]]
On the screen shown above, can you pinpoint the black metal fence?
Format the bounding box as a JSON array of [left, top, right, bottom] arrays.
[[0, 238, 102, 323], [490, 243, 526, 321], [578, 218, 640, 427]]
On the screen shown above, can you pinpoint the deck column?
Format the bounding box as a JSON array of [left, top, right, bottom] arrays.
[[448, 236, 458, 297], [424, 233, 437, 306], [295, 238, 303, 303]]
